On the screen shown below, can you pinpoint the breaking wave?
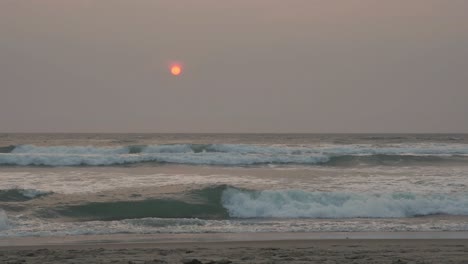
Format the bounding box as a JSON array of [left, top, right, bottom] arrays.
[[222, 188, 468, 218], [0, 143, 467, 166], [47, 186, 228, 221], [43, 186, 468, 220]]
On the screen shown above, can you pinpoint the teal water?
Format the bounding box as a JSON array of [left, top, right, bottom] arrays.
[[0, 133, 467, 236]]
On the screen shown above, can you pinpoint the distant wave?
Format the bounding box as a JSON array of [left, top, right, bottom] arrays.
[[0, 143, 467, 166], [43, 185, 468, 221], [0, 188, 52, 202]]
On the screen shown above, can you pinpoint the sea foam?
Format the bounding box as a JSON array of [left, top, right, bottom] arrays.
[[221, 188, 468, 218], [1, 143, 467, 166]]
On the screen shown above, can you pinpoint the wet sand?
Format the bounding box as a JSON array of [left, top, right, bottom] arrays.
[[1, 233, 468, 263]]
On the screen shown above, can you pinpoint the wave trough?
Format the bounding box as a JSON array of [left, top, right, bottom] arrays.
[[0, 188, 52, 202]]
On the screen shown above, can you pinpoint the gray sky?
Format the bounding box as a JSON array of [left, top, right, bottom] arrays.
[[1, 1, 467, 133]]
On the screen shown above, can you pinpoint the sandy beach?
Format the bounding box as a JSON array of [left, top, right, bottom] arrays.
[[1, 233, 468, 264]]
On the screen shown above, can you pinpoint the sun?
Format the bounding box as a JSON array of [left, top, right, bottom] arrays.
[[170, 64, 182, 76]]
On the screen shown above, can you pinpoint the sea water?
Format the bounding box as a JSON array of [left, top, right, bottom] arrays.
[[0, 133, 467, 237]]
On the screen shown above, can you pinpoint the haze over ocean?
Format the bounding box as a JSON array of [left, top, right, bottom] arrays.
[[1, 1, 467, 133]]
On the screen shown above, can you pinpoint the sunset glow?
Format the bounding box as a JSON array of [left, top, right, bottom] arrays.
[[170, 64, 182, 76]]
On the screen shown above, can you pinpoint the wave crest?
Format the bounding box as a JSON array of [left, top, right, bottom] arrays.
[[222, 188, 468, 218], [1, 143, 467, 166], [42, 186, 468, 220]]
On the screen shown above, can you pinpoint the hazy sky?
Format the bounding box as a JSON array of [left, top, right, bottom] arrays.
[[1, 1, 467, 133]]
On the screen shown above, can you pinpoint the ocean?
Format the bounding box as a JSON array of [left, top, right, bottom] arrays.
[[0, 133, 467, 237]]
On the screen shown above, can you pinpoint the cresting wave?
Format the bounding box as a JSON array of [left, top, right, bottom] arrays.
[[0, 143, 468, 166], [51, 186, 228, 221], [43, 186, 468, 221], [222, 188, 468, 218]]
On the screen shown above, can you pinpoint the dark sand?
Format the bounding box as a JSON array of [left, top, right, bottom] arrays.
[[1, 233, 468, 264]]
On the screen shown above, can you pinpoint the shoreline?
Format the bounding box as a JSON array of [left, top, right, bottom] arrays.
[[1, 233, 468, 264], [2, 231, 468, 248]]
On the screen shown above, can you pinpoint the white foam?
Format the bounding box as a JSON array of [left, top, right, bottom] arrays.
[[0, 152, 330, 166], [221, 189, 468, 218], [1, 143, 468, 166], [2, 215, 468, 237]]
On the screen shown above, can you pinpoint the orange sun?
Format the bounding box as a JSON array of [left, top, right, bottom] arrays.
[[170, 64, 182, 76]]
